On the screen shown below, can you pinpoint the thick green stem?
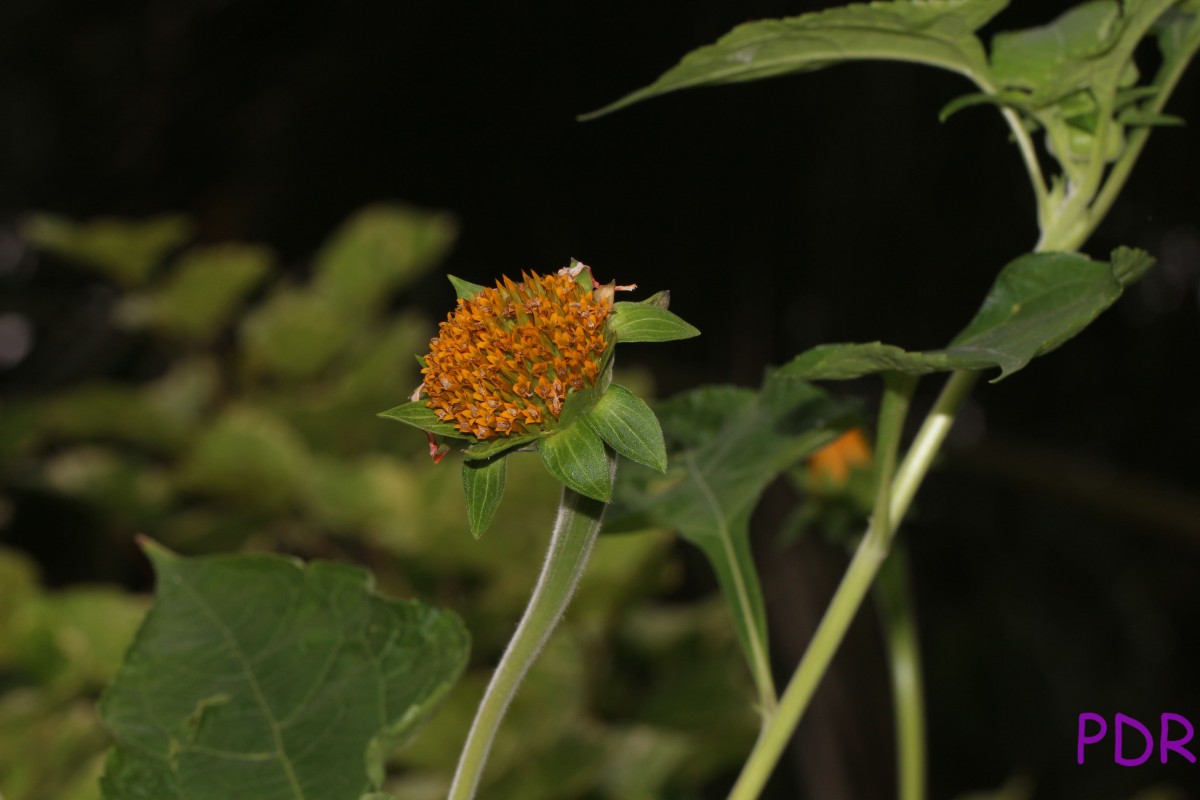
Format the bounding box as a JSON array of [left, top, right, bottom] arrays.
[[447, 462, 614, 800], [876, 545, 926, 800], [727, 373, 915, 800]]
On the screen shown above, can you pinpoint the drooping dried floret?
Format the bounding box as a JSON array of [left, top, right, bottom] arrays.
[[421, 270, 613, 440]]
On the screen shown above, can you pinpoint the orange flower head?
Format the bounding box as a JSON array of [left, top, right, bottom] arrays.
[[421, 270, 614, 440], [808, 428, 872, 488]]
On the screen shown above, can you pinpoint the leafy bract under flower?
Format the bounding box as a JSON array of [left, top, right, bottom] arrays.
[[380, 262, 699, 535], [422, 270, 612, 440]]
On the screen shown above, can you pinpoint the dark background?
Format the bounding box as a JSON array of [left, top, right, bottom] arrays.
[[3, 1, 1200, 798]]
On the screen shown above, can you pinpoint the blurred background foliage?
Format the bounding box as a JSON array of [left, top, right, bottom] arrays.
[[2, 2, 1200, 798], [0, 206, 760, 800]]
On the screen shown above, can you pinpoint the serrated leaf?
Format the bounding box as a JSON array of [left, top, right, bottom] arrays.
[[539, 422, 612, 502], [463, 455, 507, 538], [582, 0, 1007, 119], [448, 274, 486, 300], [609, 302, 700, 343], [584, 385, 667, 473], [99, 545, 469, 800], [608, 372, 855, 693], [378, 401, 473, 440], [781, 248, 1153, 382], [116, 244, 273, 343]]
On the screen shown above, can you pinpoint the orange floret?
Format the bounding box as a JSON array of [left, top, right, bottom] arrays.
[[421, 271, 613, 439]]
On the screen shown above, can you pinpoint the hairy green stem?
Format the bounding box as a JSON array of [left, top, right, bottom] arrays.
[[876, 545, 926, 800], [726, 372, 916, 800], [447, 462, 614, 800]]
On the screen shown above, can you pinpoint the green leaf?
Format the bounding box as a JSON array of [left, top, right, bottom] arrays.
[[782, 248, 1153, 382], [313, 204, 457, 314], [448, 274, 487, 300], [240, 289, 353, 380], [378, 401, 473, 440], [609, 372, 855, 695], [584, 385, 667, 473], [99, 544, 469, 800], [581, 0, 1007, 119], [539, 422, 613, 502], [609, 302, 700, 343], [462, 432, 542, 460], [20, 213, 192, 287], [990, 1, 1124, 99], [116, 244, 273, 343], [463, 455, 507, 538]]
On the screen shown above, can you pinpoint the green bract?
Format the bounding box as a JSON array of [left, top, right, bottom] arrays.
[[380, 265, 699, 537]]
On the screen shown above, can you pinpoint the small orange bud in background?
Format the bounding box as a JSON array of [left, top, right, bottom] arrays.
[[808, 428, 872, 488]]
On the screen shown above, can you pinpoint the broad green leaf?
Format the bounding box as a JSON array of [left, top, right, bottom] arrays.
[[782, 248, 1153, 381], [99, 544, 469, 800], [584, 384, 667, 473], [990, 1, 1124, 98], [21, 213, 192, 287], [609, 302, 700, 343], [582, 0, 1007, 119], [378, 401, 473, 440], [314, 205, 457, 313], [539, 422, 612, 502], [448, 274, 487, 300], [608, 372, 854, 692], [463, 455, 507, 538], [116, 244, 273, 343]]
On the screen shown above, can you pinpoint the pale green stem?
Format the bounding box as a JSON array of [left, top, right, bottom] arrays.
[[447, 463, 614, 800], [876, 545, 926, 800], [727, 372, 916, 800]]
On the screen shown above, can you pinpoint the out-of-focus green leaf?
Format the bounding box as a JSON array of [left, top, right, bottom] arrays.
[[100, 544, 469, 800], [313, 204, 457, 313], [116, 244, 273, 343], [609, 302, 700, 343], [990, 1, 1124, 99], [0, 548, 39, 663], [9, 587, 148, 692], [40, 383, 189, 454], [781, 248, 1153, 381], [240, 288, 353, 380], [609, 372, 853, 693], [462, 454, 507, 539], [175, 405, 313, 513], [582, 0, 1007, 119], [21, 213, 192, 287]]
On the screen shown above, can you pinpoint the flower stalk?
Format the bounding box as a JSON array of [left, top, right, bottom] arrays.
[[447, 456, 614, 800]]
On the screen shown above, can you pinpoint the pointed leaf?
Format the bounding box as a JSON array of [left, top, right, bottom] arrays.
[[21, 213, 192, 287], [609, 302, 700, 343], [462, 455, 507, 538], [781, 248, 1154, 381], [448, 274, 486, 300], [582, 0, 1006, 119], [584, 384, 667, 472], [539, 422, 612, 502], [99, 544, 469, 800], [608, 372, 855, 690], [462, 432, 542, 460], [378, 401, 473, 439]]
